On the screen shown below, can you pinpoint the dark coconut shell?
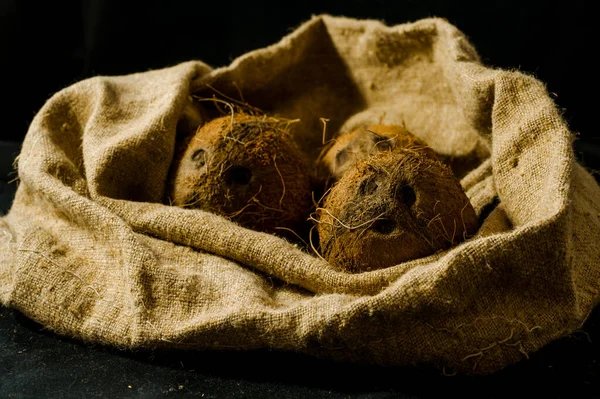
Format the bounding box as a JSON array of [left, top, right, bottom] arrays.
[[316, 124, 437, 182], [316, 149, 479, 273], [166, 113, 313, 236]]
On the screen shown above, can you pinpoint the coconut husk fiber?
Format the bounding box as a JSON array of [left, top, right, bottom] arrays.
[[1, 15, 599, 375]]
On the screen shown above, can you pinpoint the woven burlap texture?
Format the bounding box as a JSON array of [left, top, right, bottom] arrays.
[[1, 15, 599, 374]]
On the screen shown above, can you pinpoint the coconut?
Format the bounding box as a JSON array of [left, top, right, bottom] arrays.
[[316, 149, 479, 273], [166, 113, 313, 236], [316, 124, 437, 183]]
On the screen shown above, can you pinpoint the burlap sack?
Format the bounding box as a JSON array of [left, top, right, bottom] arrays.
[[1, 15, 599, 375]]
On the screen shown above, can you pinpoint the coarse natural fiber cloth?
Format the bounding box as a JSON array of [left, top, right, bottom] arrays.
[[1, 15, 599, 375]]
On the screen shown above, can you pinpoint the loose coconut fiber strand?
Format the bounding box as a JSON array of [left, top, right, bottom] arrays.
[[1, 15, 599, 375]]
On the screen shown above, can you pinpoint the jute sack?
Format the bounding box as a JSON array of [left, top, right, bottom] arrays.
[[1, 15, 599, 374]]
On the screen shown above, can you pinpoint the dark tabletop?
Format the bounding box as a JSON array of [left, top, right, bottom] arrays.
[[0, 302, 599, 399]]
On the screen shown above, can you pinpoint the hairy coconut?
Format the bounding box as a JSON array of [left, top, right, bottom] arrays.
[[166, 113, 313, 236], [316, 149, 479, 273], [316, 124, 437, 182]]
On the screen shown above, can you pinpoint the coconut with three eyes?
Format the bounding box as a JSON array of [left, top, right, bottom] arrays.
[[316, 126, 479, 273], [166, 113, 313, 237]]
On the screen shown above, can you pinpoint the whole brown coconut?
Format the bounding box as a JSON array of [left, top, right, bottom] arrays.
[[316, 149, 479, 273], [166, 113, 313, 235], [317, 124, 437, 182]]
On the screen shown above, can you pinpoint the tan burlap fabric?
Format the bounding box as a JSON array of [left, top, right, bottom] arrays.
[[1, 15, 599, 374]]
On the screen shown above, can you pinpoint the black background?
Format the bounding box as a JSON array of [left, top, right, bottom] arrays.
[[1, 0, 597, 169], [1, 1, 599, 397]]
